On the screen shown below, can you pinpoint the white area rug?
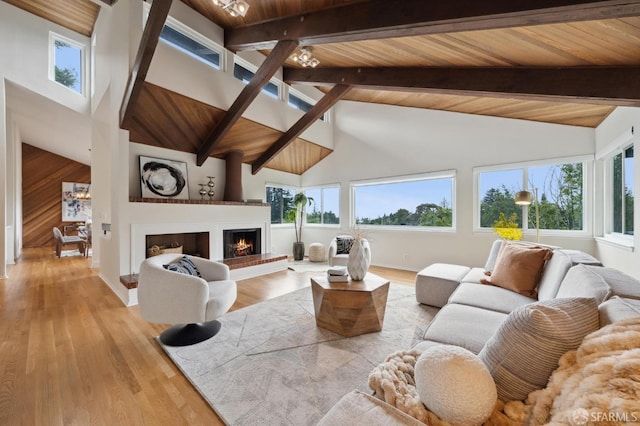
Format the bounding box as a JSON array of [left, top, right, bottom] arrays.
[[159, 283, 438, 425], [287, 260, 330, 273]]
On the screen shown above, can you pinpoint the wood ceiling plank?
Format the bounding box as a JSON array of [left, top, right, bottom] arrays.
[[226, 0, 640, 50], [286, 66, 640, 106], [119, 0, 173, 130], [196, 39, 299, 166], [252, 84, 351, 175], [3, 0, 99, 36]]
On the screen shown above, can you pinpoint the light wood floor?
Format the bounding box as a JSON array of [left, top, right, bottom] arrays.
[[0, 247, 417, 425]]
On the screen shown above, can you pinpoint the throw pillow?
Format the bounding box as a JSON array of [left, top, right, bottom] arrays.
[[335, 237, 354, 255], [163, 255, 202, 277], [478, 297, 599, 402], [481, 241, 552, 297], [415, 345, 497, 425]]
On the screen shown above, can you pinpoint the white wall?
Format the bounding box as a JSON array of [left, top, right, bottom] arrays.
[[593, 107, 640, 279], [289, 101, 597, 271]]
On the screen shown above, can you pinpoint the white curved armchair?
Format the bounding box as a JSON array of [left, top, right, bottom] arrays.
[[328, 236, 371, 267], [138, 253, 237, 346]]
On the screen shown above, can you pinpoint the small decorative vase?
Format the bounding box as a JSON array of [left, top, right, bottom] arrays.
[[206, 176, 216, 200], [293, 242, 305, 261], [198, 184, 208, 200], [347, 239, 369, 280]]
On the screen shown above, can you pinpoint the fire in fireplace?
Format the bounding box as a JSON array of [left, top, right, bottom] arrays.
[[223, 228, 261, 259]]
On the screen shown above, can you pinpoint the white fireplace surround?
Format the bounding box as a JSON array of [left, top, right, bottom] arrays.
[[130, 221, 270, 275]]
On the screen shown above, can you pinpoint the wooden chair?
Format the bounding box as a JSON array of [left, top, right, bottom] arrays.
[[52, 227, 86, 257]]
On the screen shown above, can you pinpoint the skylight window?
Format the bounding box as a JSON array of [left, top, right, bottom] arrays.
[[50, 33, 84, 94]]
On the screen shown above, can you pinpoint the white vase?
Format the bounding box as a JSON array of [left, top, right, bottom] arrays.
[[347, 239, 369, 281]]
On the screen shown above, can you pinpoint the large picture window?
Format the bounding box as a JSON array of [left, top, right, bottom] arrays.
[[353, 172, 455, 228], [266, 185, 296, 224], [477, 158, 586, 233], [305, 186, 340, 225]]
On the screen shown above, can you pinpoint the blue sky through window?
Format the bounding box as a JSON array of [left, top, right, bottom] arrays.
[[354, 179, 452, 220], [54, 40, 82, 93]]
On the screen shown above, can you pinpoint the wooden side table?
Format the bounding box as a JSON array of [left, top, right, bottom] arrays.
[[311, 272, 390, 337]]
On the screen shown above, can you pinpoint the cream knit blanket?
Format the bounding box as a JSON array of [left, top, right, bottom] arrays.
[[368, 317, 640, 425]]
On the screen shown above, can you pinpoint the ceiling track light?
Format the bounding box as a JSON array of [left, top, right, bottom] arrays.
[[212, 0, 249, 18], [292, 47, 320, 68]]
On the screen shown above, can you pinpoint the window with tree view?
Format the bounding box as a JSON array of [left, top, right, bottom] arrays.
[[479, 161, 584, 232], [611, 145, 634, 235], [305, 186, 340, 225], [266, 186, 296, 224], [51, 35, 83, 94], [353, 175, 454, 228]]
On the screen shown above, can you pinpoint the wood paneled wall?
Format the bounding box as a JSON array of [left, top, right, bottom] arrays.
[[22, 144, 91, 248]]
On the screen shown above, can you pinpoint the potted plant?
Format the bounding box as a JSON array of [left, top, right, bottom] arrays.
[[289, 192, 314, 261]]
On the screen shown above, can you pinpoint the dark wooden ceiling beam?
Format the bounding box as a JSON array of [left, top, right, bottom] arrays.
[[251, 84, 351, 175], [226, 0, 640, 51], [119, 0, 172, 129], [284, 66, 640, 106], [196, 40, 299, 166]]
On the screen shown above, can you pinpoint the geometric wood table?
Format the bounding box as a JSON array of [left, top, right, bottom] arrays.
[[310, 272, 390, 337]]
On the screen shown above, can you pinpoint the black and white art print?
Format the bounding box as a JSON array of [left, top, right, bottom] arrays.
[[139, 156, 189, 200]]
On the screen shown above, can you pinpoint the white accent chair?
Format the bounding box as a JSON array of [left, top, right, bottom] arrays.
[[52, 226, 86, 257], [138, 253, 237, 346], [328, 236, 371, 267]]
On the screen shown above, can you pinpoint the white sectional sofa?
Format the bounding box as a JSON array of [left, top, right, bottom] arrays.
[[319, 240, 640, 425]]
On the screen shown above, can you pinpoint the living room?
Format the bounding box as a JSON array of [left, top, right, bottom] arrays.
[[1, 0, 640, 424]]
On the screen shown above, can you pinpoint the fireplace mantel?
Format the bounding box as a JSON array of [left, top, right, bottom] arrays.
[[129, 197, 268, 206]]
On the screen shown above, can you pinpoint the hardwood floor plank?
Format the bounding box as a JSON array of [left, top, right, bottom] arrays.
[[0, 247, 417, 424]]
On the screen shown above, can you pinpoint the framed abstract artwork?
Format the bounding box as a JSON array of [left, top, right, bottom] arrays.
[[139, 156, 189, 200], [62, 182, 91, 222]]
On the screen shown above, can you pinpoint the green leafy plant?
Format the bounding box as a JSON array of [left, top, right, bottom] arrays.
[[289, 192, 314, 243], [492, 212, 523, 240]]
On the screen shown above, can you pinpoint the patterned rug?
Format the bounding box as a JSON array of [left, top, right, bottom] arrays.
[[287, 260, 330, 272], [159, 283, 438, 425]]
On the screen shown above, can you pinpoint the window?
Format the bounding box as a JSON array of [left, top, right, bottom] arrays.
[[305, 186, 340, 225], [266, 185, 296, 224], [159, 24, 221, 69], [50, 33, 84, 94], [233, 62, 280, 99], [477, 158, 586, 233], [353, 172, 455, 228], [611, 144, 634, 236], [288, 90, 326, 121]]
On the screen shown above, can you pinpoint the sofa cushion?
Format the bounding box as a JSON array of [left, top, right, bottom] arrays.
[[482, 242, 552, 297], [415, 345, 497, 425], [578, 265, 640, 300], [335, 237, 353, 255], [422, 303, 507, 354], [460, 267, 488, 284], [535, 249, 573, 300], [483, 239, 504, 271], [448, 282, 536, 314], [163, 255, 202, 277], [555, 264, 614, 304], [415, 263, 470, 307], [478, 297, 599, 402], [598, 296, 640, 326], [318, 390, 425, 426]]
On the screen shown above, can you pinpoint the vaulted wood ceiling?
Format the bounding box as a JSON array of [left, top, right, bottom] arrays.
[[6, 0, 640, 175]]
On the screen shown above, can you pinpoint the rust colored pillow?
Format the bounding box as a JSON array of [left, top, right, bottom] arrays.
[[481, 242, 553, 297]]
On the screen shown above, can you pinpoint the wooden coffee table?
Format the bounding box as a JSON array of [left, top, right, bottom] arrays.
[[311, 272, 390, 337]]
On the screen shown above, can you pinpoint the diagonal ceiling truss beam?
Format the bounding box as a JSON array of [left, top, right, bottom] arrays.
[[196, 40, 299, 166], [284, 66, 640, 106], [226, 0, 640, 51], [119, 0, 172, 129], [252, 84, 352, 175]]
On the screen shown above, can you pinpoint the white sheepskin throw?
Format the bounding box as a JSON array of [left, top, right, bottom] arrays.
[[368, 318, 640, 426], [504, 316, 640, 425], [415, 345, 497, 425]]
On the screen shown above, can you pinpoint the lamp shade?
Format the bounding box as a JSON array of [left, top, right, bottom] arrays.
[[514, 190, 533, 205]]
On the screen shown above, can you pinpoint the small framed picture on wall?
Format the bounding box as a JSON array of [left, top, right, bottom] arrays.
[[139, 156, 189, 200]]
